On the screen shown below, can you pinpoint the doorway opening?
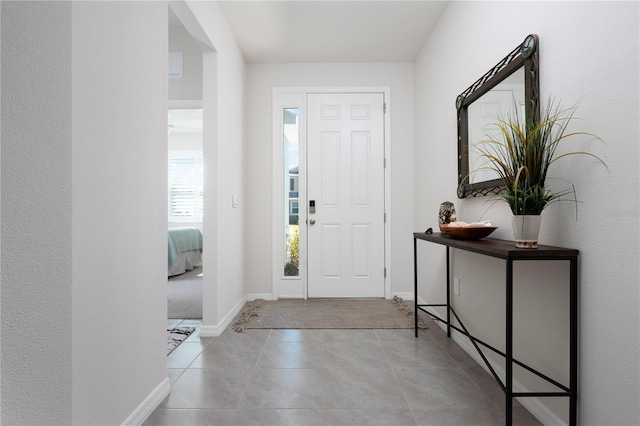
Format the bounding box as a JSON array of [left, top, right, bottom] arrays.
[[167, 6, 206, 322], [167, 106, 203, 320]]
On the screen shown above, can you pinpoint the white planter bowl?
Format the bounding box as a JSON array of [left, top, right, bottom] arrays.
[[512, 215, 542, 249]]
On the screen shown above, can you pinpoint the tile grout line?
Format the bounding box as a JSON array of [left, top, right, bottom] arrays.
[[234, 329, 273, 411], [375, 329, 420, 426], [181, 320, 208, 370], [428, 321, 510, 416]]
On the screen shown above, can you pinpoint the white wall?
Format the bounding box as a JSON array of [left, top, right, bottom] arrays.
[[1, 2, 73, 424], [1, 2, 170, 425], [1, 2, 244, 424], [1, 0, 246, 422], [414, 1, 639, 425], [169, 133, 202, 151], [71, 2, 168, 424], [180, 1, 246, 331], [169, 24, 203, 101], [1, 3, 2, 419], [245, 63, 415, 298]]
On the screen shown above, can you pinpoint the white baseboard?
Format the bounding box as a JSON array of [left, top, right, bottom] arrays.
[[122, 377, 170, 426], [200, 296, 248, 337], [247, 293, 275, 301], [418, 299, 566, 426], [199, 294, 276, 337], [391, 292, 414, 301]]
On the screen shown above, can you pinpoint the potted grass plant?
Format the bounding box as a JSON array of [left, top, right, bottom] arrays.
[[475, 97, 606, 248]]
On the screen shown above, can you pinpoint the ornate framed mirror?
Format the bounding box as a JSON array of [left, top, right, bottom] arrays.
[[456, 34, 539, 198]]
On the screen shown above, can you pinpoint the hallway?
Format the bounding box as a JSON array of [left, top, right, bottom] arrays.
[[145, 317, 541, 425]]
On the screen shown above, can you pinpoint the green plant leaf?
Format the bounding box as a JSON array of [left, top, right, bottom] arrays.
[[471, 96, 607, 216]]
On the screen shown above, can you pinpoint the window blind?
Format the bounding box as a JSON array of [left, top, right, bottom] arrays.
[[168, 153, 203, 221]]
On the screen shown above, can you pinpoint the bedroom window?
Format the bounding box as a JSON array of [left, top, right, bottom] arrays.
[[168, 151, 204, 222]]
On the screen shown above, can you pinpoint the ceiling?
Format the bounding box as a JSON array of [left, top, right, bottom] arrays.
[[213, 1, 449, 63]]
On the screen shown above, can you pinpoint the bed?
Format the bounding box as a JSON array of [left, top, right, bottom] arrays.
[[168, 227, 203, 276]]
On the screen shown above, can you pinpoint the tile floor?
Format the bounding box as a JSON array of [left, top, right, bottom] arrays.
[[145, 317, 542, 425]]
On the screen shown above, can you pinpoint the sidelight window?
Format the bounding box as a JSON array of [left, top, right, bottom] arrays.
[[283, 108, 299, 277]]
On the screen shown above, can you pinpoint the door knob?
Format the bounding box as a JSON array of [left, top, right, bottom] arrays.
[[309, 219, 316, 225]]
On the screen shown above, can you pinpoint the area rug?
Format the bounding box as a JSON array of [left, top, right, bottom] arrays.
[[167, 327, 195, 355], [232, 296, 428, 332]]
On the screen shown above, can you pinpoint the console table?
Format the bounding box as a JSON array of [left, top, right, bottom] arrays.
[[413, 232, 578, 426]]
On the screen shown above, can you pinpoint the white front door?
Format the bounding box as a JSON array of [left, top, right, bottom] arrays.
[[306, 93, 385, 298]]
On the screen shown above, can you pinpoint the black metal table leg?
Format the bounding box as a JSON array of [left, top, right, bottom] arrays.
[[446, 246, 451, 337], [570, 257, 578, 426], [506, 258, 514, 425], [414, 236, 418, 338]]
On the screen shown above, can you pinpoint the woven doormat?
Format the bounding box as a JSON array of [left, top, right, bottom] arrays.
[[232, 296, 428, 332], [167, 327, 195, 355]]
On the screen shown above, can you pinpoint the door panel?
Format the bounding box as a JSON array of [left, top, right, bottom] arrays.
[[321, 132, 341, 207], [307, 93, 384, 298]]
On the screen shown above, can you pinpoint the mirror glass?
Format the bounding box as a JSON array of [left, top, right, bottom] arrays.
[[467, 68, 524, 184], [456, 34, 539, 198]]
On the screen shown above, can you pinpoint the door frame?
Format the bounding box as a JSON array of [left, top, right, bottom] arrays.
[[168, 1, 222, 336], [271, 87, 392, 300]]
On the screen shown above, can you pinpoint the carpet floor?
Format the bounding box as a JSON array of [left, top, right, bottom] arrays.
[[232, 297, 428, 332], [167, 266, 202, 319]]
